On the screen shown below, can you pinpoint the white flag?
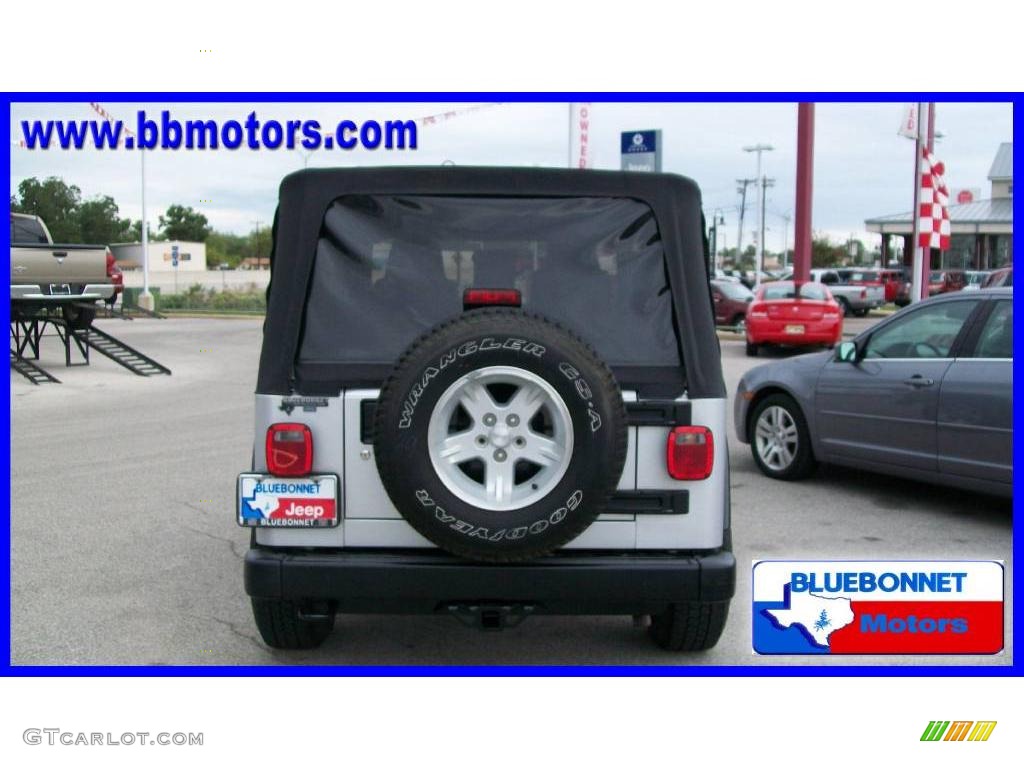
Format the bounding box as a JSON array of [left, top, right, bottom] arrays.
[[897, 104, 920, 140]]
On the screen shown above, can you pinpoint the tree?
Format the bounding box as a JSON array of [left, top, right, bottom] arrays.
[[11, 177, 82, 242], [76, 195, 132, 244], [158, 204, 211, 242], [811, 233, 846, 268], [128, 219, 160, 242], [206, 231, 248, 267]]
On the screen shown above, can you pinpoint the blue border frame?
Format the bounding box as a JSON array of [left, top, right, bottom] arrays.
[[4, 91, 1019, 676]]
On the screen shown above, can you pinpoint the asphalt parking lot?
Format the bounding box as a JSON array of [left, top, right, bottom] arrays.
[[10, 315, 1013, 666]]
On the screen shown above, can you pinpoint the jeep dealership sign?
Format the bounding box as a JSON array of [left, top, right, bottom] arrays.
[[620, 130, 661, 172]]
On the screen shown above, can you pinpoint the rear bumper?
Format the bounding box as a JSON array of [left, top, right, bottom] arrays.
[[11, 284, 114, 301], [245, 546, 736, 615], [747, 320, 840, 346]]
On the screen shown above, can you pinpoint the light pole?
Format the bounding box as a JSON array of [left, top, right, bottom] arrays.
[[760, 176, 776, 275], [780, 212, 791, 271], [139, 149, 153, 310], [744, 143, 774, 287]]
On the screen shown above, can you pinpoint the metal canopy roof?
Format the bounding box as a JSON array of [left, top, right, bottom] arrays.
[[865, 197, 1013, 227], [988, 142, 1013, 180]]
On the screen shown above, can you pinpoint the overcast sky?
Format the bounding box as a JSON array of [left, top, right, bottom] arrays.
[[9, 101, 1013, 250]]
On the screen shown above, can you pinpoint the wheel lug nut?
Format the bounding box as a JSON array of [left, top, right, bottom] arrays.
[[506, 414, 520, 427], [483, 413, 496, 426], [494, 449, 507, 462]]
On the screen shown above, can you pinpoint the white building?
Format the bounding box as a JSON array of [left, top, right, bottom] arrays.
[[110, 240, 207, 272]]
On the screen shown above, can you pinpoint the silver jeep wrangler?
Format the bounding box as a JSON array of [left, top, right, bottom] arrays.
[[239, 167, 735, 652]]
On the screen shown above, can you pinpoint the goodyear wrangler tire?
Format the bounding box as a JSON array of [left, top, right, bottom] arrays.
[[374, 309, 628, 563]]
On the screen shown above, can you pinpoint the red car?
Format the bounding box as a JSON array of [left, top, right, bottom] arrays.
[[982, 266, 1012, 288], [745, 280, 843, 357], [846, 268, 904, 303], [928, 269, 966, 296], [710, 278, 754, 333], [106, 247, 123, 307]]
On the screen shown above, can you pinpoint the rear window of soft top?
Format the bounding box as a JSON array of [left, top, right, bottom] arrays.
[[297, 194, 683, 369]]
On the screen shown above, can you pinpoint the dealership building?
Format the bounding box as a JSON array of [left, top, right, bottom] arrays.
[[865, 142, 1012, 271], [109, 240, 208, 272]]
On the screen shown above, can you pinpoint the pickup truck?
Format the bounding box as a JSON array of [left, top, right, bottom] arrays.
[[782, 268, 884, 317], [10, 212, 122, 328]]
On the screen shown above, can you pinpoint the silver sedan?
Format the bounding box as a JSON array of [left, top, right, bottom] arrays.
[[733, 288, 1012, 497]]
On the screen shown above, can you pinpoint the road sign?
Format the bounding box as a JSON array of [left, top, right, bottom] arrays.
[[621, 130, 661, 172]]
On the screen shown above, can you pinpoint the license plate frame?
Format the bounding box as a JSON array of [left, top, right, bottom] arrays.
[[237, 473, 340, 528], [784, 324, 805, 335]]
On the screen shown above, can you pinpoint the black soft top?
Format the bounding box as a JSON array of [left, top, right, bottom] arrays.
[[257, 166, 725, 399]]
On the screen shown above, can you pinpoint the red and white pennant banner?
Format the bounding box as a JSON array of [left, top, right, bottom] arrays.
[[417, 103, 502, 126], [918, 147, 950, 251]]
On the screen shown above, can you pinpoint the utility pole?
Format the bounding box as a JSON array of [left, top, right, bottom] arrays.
[[744, 143, 774, 288], [760, 177, 776, 276], [735, 178, 756, 266]]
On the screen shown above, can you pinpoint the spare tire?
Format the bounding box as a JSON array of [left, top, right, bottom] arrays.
[[374, 309, 627, 563]]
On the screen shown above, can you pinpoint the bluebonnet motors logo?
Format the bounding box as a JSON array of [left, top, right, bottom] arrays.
[[752, 560, 1003, 654]]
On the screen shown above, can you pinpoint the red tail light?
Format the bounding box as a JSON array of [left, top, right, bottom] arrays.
[[464, 288, 521, 310], [666, 426, 714, 480], [266, 423, 313, 476], [860, 289, 867, 299], [105, 248, 116, 277]]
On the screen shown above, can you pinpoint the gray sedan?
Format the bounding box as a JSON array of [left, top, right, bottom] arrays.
[[734, 288, 1012, 497]]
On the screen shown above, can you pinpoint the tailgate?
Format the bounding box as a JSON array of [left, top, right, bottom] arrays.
[[11, 244, 108, 286]]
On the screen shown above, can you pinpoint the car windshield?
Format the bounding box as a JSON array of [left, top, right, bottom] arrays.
[[716, 281, 753, 300], [761, 282, 828, 301], [930, 272, 945, 283]]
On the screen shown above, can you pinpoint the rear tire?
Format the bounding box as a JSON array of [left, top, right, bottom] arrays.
[[251, 598, 334, 650], [745, 341, 759, 357], [61, 303, 97, 330], [837, 297, 852, 317], [648, 601, 730, 651]]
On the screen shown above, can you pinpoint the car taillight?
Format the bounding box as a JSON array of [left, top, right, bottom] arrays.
[[266, 423, 313, 476], [666, 426, 714, 481], [748, 302, 767, 318], [106, 248, 116, 277], [464, 288, 521, 310], [860, 289, 867, 299]]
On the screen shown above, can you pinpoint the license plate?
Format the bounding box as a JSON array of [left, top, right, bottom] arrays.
[[784, 324, 805, 334], [49, 283, 71, 295], [237, 473, 339, 528]]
